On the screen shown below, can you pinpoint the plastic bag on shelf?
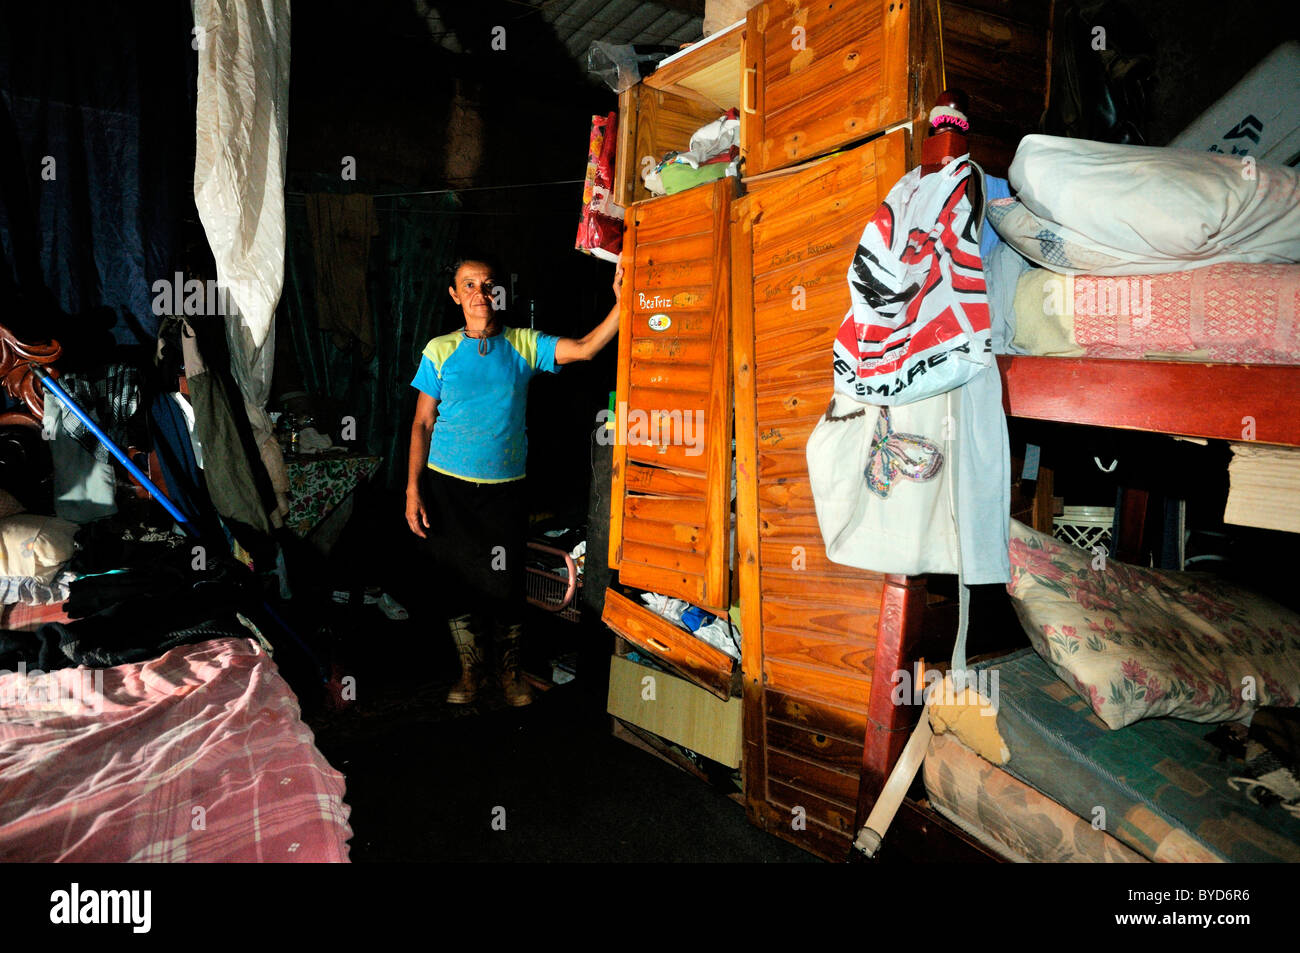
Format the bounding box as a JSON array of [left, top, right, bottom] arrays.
[[640, 591, 689, 625], [695, 617, 741, 660], [575, 111, 625, 263], [586, 41, 677, 94]]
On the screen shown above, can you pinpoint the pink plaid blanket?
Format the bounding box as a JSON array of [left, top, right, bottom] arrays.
[[0, 637, 352, 862]]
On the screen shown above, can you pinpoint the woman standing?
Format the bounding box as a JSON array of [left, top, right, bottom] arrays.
[[406, 257, 622, 706]]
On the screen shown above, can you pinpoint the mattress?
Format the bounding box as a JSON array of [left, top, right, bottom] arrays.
[[924, 730, 1145, 863], [1011, 262, 1300, 364], [0, 636, 352, 861], [948, 649, 1300, 862]]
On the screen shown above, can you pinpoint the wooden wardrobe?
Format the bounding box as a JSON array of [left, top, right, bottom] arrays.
[[604, 0, 1056, 860]]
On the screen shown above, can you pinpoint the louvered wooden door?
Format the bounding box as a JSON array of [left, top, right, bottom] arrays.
[[741, 0, 912, 177], [608, 177, 734, 617], [732, 132, 907, 859]]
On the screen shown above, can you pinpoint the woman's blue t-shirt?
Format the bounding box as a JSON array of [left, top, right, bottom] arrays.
[[410, 327, 559, 482]]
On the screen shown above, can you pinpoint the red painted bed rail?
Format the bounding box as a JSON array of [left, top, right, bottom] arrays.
[[998, 356, 1300, 448]]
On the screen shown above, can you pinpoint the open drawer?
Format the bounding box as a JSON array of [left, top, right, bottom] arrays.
[[602, 588, 738, 700]]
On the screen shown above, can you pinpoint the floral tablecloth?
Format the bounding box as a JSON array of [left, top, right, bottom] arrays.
[[284, 454, 381, 537]]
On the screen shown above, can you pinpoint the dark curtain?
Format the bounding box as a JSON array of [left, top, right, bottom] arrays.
[[278, 192, 461, 490], [0, 3, 194, 350]]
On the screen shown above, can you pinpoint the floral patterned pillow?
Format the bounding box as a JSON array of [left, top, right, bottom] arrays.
[[1006, 519, 1300, 729]]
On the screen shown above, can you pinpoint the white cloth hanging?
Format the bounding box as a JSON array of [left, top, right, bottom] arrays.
[[192, 0, 292, 524]]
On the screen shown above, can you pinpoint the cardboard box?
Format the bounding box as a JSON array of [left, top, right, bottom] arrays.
[[703, 0, 759, 37], [1170, 42, 1300, 166]]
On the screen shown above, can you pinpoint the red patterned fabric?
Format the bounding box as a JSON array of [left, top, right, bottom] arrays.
[[575, 111, 623, 261], [1069, 263, 1300, 363], [0, 599, 73, 631], [0, 637, 351, 862]]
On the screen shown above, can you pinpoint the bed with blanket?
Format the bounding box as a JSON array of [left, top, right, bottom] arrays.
[[0, 635, 351, 862], [0, 328, 353, 862], [982, 135, 1300, 447], [921, 520, 1300, 864], [922, 133, 1300, 856], [906, 132, 1300, 848]]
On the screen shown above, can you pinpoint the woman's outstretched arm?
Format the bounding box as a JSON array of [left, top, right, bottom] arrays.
[[555, 263, 625, 365]]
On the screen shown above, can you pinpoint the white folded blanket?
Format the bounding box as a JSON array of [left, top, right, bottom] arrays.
[[998, 134, 1300, 275]]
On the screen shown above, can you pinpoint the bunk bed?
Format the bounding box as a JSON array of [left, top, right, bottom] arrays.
[[866, 366, 1300, 863], [0, 325, 354, 862], [999, 356, 1300, 447], [856, 222, 1300, 862]]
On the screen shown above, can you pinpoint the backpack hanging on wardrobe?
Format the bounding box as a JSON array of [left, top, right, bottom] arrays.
[[812, 154, 989, 578], [805, 391, 961, 577], [832, 156, 990, 406]]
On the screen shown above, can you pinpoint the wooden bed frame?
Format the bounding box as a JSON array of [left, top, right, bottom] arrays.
[[0, 323, 60, 428], [852, 355, 1300, 860], [999, 356, 1300, 448], [0, 325, 61, 512]]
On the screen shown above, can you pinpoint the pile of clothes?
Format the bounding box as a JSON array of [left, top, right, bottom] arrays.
[[0, 520, 261, 672], [639, 591, 740, 661], [643, 109, 740, 197]]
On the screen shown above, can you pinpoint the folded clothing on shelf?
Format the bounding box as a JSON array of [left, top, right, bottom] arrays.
[[643, 109, 740, 197]]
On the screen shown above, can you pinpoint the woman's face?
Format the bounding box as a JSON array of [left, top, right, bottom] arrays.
[[449, 261, 497, 322]]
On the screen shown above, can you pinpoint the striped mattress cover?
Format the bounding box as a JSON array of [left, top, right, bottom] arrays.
[[933, 648, 1300, 862], [1011, 262, 1300, 364], [923, 730, 1145, 862], [0, 636, 352, 862]]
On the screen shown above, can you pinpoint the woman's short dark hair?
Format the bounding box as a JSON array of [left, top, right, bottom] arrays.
[[447, 252, 501, 284]]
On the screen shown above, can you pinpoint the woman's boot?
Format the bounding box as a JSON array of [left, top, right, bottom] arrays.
[[446, 614, 483, 704], [496, 621, 533, 707]]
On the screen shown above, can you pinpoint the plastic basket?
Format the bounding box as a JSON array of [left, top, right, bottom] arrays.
[[1052, 505, 1114, 553], [525, 542, 582, 623]]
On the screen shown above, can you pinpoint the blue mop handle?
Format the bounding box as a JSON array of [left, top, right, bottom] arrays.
[[30, 365, 192, 530]]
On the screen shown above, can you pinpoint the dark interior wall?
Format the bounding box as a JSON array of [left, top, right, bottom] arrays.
[[0, 2, 195, 353], [286, 0, 625, 516], [1054, 0, 1300, 147], [1134, 0, 1299, 147]]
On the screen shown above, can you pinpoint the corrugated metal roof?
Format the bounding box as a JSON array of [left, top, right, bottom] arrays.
[[411, 1, 704, 76], [538, 0, 703, 59]]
